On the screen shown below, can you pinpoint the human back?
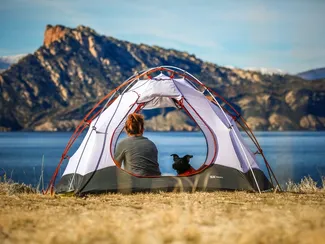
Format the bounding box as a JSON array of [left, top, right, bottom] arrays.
[[114, 113, 161, 176]]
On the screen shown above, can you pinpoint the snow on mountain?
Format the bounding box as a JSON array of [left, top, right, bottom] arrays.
[[244, 67, 287, 75], [0, 54, 27, 70], [224, 65, 287, 75]]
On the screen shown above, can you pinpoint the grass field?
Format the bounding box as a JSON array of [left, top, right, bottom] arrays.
[[1, 184, 325, 244]]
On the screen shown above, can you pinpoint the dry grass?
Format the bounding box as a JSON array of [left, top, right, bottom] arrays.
[[286, 176, 325, 193], [1, 184, 325, 244], [0, 182, 35, 195], [0, 174, 36, 195]]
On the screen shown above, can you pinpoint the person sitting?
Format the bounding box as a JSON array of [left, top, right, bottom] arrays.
[[114, 113, 161, 176]]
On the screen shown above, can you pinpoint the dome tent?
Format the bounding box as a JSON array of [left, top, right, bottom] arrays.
[[47, 66, 280, 195]]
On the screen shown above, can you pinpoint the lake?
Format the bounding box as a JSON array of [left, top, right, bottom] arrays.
[[0, 131, 325, 188]]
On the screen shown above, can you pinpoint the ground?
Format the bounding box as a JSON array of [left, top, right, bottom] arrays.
[[1, 191, 325, 244]]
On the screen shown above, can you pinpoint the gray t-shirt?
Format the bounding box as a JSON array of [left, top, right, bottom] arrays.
[[114, 136, 161, 176]]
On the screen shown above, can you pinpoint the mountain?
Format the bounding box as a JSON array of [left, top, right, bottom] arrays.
[[297, 67, 325, 80], [0, 54, 27, 72], [0, 25, 324, 132]]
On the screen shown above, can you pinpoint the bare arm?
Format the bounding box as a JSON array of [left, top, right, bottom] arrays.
[[114, 142, 125, 168]]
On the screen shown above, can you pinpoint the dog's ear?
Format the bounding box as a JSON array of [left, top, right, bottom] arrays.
[[171, 154, 179, 161], [185, 155, 193, 162]]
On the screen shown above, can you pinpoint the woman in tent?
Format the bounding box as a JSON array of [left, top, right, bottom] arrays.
[[114, 113, 161, 176]]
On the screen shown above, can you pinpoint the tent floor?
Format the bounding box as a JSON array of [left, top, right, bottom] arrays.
[[56, 164, 273, 194]]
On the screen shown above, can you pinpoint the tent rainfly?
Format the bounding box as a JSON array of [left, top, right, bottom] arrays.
[[46, 66, 280, 195]]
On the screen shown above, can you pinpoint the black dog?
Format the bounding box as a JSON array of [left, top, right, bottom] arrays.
[[171, 154, 195, 176]]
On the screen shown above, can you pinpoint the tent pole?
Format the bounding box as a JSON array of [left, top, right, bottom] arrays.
[[261, 152, 283, 191], [48, 65, 280, 194], [206, 90, 262, 193], [76, 74, 146, 193], [77, 92, 140, 193], [159, 66, 281, 193], [206, 87, 281, 192], [68, 90, 118, 191], [235, 120, 274, 187], [237, 116, 282, 191], [159, 66, 264, 193], [68, 71, 143, 192], [45, 122, 89, 194], [68, 68, 143, 191], [233, 130, 262, 193], [46, 68, 160, 194]]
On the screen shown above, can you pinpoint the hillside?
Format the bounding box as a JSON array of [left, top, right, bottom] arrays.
[[0, 25, 324, 132], [297, 67, 325, 80]]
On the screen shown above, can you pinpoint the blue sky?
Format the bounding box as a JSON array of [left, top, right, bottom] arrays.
[[0, 0, 324, 73]]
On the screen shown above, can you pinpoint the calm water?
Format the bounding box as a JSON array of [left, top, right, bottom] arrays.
[[0, 131, 325, 188]]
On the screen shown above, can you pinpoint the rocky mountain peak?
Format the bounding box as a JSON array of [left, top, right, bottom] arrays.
[[44, 25, 69, 48]]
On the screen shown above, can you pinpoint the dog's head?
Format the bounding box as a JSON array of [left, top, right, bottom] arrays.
[[171, 154, 193, 175]]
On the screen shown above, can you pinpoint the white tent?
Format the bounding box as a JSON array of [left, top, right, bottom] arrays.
[[49, 66, 279, 194]]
